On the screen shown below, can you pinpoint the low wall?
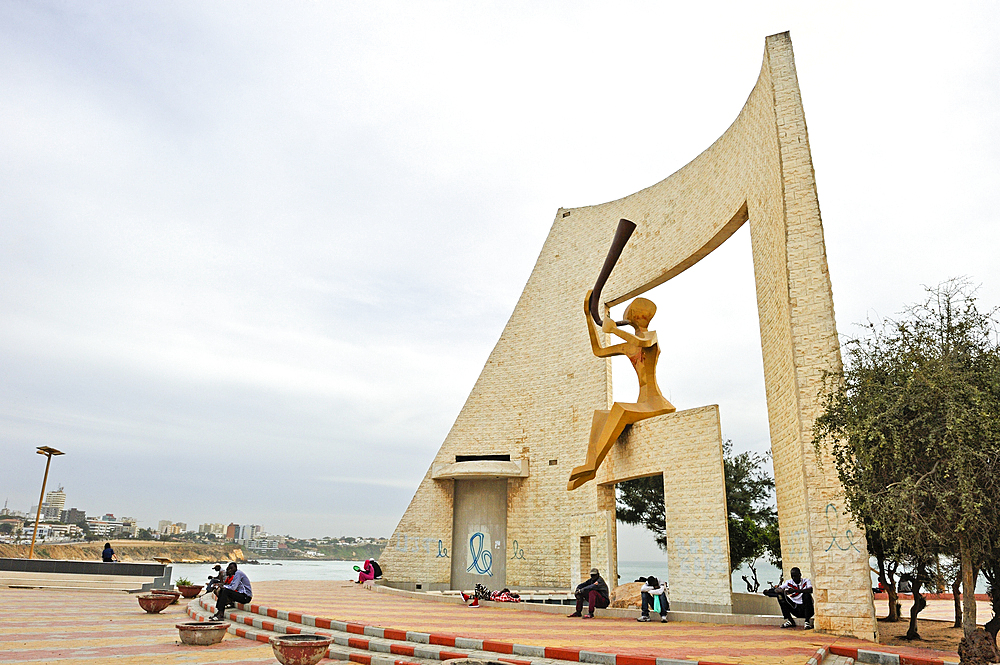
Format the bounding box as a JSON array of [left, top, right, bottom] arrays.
[[0, 558, 171, 591]]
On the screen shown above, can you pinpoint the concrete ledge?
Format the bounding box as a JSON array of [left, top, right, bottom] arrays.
[[432, 459, 529, 479], [0, 557, 166, 576], [372, 582, 784, 626], [0, 557, 171, 591]]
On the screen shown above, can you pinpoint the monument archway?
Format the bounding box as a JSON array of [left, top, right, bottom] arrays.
[[381, 32, 877, 640]]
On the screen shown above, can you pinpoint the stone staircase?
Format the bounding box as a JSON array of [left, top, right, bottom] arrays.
[[187, 594, 866, 665], [188, 595, 584, 665]]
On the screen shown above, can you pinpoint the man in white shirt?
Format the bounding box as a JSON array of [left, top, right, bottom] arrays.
[[764, 567, 814, 629]]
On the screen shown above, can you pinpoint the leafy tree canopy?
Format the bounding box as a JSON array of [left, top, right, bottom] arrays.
[[813, 279, 1000, 639]]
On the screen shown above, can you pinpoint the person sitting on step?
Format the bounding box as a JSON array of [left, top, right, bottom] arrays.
[[211, 562, 252, 621], [764, 566, 814, 629], [637, 575, 669, 623], [568, 568, 610, 619]]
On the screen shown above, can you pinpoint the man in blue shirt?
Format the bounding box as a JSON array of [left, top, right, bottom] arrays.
[[211, 562, 252, 620]]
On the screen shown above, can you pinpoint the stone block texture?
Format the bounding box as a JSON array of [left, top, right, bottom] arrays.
[[380, 32, 876, 640]]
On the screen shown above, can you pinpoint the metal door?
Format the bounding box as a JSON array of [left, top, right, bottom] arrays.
[[451, 479, 507, 590]]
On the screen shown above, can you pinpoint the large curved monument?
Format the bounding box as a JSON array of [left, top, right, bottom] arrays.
[[380, 32, 877, 640]]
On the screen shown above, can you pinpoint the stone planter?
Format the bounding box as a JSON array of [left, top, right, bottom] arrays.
[[269, 634, 334, 665], [177, 584, 204, 598], [151, 589, 182, 604], [175, 621, 229, 645], [137, 594, 174, 613]]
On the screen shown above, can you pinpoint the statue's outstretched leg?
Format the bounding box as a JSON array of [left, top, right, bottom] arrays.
[[568, 404, 634, 489]]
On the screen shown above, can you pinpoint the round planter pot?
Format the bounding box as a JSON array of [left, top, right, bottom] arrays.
[[269, 634, 334, 665], [176, 584, 204, 598], [137, 594, 174, 614], [151, 589, 182, 604], [176, 621, 228, 645]]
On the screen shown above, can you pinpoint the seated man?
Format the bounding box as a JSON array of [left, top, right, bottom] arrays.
[[205, 564, 225, 595], [211, 563, 252, 621], [568, 568, 610, 619], [764, 566, 814, 629], [637, 575, 669, 623]]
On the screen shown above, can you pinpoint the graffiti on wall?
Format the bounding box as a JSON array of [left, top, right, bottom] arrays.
[[467, 531, 493, 576], [824, 503, 861, 553], [394, 534, 449, 557], [673, 537, 728, 583], [510, 539, 526, 560]]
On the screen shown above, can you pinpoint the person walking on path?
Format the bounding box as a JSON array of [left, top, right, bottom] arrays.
[[764, 567, 814, 629], [568, 568, 610, 619], [212, 563, 252, 620]]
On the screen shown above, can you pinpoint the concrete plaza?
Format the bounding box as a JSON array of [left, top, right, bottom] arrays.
[[0, 580, 976, 665]]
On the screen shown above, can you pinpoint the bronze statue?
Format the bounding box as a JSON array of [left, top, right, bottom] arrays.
[[569, 219, 675, 490]]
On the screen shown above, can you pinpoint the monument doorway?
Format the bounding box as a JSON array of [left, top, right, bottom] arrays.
[[450, 479, 507, 590]]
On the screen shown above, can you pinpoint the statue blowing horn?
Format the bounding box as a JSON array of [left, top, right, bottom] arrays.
[[588, 218, 637, 327]]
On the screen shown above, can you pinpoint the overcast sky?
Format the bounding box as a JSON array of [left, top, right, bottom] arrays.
[[2, 2, 997, 557]]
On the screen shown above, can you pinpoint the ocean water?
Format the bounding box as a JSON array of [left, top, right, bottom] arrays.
[[168, 558, 987, 594], [168, 558, 781, 591], [168, 559, 361, 584]]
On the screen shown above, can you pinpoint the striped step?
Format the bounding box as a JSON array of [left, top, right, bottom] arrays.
[[193, 594, 839, 665], [187, 597, 440, 665], [189, 596, 577, 665]]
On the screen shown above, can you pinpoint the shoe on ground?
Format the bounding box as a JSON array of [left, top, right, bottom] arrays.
[[637, 615, 650, 622], [461, 592, 470, 602], [567, 611, 582, 618], [804, 620, 814, 630], [660, 615, 668, 623], [583, 614, 593, 619], [781, 620, 796, 629]]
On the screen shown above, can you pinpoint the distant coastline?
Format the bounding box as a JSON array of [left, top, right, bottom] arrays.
[[0, 539, 385, 563], [0, 540, 246, 563]]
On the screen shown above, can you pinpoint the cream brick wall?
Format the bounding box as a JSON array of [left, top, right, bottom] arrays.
[[599, 406, 731, 607], [380, 32, 876, 640]]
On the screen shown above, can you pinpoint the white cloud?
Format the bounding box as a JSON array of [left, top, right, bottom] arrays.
[[1, 1, 997, 539]]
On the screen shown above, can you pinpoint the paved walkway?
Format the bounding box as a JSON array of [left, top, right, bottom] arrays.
[[0, 586, 274, 664], [247, 581, 960, 665], [0, 582, 977, 665]]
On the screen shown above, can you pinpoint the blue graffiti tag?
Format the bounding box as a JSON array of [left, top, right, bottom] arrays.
[[466, 532, 493, 576], [436, 539, 449, 558], [824, 503, 861, 553], [510, 539, 525, 560]]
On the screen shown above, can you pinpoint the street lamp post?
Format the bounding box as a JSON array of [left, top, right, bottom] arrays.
[[28, 446, 64, 559]]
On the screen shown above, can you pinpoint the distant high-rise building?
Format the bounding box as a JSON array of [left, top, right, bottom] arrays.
[[158, 520, 172, 534], [61, 508, 86, 525], [39, 486, 67, 521], [198, 523, 226, 535], [45, 486, 66, 513], [238, 524, 261, 541], [226, 523, 239, 541]]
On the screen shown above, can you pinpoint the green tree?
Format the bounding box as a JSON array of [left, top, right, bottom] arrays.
[[814, 279, 1000, 640], [723, 441, 780, 591], [616, 440, 780, 589]]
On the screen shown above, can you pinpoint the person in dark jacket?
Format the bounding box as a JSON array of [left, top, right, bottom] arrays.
[[568, 568, 610, 618], [101, 543, 118, 562]]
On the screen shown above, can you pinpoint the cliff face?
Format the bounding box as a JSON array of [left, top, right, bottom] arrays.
[[0, 541, 245, 563]]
